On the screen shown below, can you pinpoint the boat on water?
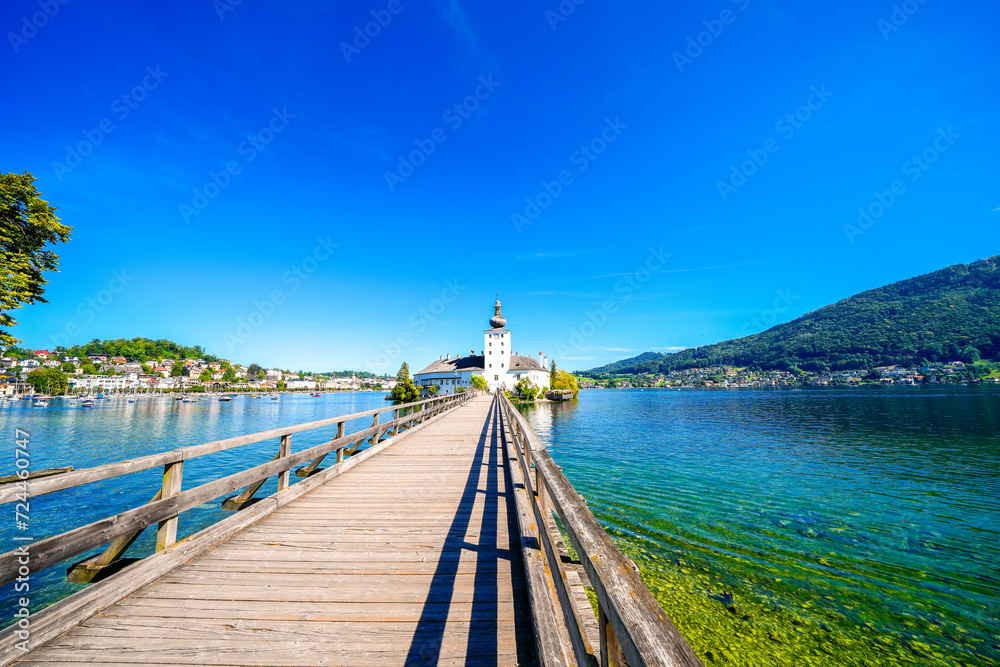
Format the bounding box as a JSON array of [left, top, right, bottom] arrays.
[[81, 399, 95, 408], [270, 395, 279, 401], [311, 393, 322, 397], [32, 399, 49, 407], [219, 396, 232, 402]]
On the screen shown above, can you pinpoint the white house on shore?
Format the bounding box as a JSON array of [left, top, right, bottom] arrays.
[[413, 297, 550, 395]]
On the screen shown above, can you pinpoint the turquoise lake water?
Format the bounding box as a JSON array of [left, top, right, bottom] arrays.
[[517, 387, 999, 666], [2, 387, 998, 666]]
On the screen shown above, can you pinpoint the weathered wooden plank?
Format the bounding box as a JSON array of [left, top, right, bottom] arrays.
[[0, 466, 73, 485], [103, 598, 525, 622]]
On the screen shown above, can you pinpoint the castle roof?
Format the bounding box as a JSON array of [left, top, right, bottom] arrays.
[[414, 354, 545, 377]]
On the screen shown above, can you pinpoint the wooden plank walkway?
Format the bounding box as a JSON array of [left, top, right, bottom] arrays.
[[15, 395, 538, 666]]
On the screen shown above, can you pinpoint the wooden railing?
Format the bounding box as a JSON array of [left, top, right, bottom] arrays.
[[497, 392, 703, 667], [0, 391, 474, 588]]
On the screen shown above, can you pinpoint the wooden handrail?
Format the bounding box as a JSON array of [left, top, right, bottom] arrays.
[[0, 392, 475, 588], [498, 392, 703, 667], [0, 393, 457, 505]]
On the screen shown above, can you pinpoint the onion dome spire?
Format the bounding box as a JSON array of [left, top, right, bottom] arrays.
[[489, 294, 507, 329]]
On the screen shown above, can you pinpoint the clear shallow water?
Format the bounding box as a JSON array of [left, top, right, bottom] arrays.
[[0, 392, 391, 621], [517, 387, 1000, 666]]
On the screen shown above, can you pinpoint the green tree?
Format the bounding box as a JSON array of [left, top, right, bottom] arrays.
[[426, 384, 439, 397], [1, 172, 72, 345], [390, 363, 421, 402], [550, 360, 557, 387], [81, 362, 98, 375], [396, 362, 411, 384], [198, 370, 213, 382], [61, 362, 75, 373], [470, 374, 488, 392], [552, 370, 580, 397], [277, 379, 286, 390], [513, 377, 539, 401], [141, 363, 152, 374], [222, 367, 236, 382], [26, 367, 68, 394], [247, 363, 264, 380], [170, 363, 182, 377]]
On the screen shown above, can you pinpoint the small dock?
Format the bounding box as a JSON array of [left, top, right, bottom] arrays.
[[1, 393, 702, 666]]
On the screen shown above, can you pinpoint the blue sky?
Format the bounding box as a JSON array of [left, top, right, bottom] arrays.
[[3, 0, 998, 372]]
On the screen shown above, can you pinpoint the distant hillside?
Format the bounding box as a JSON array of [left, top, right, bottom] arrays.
[[586, 256, 1000, 375]]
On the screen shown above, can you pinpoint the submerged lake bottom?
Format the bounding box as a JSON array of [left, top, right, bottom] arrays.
[[518, 387, 999, 666]]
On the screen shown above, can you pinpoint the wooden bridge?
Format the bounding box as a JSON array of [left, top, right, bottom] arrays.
[[1, 392, 702, 666]]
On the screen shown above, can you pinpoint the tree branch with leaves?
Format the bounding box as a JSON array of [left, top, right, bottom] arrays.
[[1, 172, 72, 345]]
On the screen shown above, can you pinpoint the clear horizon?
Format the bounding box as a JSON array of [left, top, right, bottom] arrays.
[[3, 0, 998, 373]]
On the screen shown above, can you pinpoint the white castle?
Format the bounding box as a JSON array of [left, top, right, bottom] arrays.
[[413, 297, 550, 395]]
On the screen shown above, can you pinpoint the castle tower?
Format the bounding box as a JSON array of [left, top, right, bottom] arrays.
[[484, 295, 511, 390]]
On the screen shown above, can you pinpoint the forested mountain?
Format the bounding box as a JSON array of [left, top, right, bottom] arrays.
[[586, 256, 1000, 375]]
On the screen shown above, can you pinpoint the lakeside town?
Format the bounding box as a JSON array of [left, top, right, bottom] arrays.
[[0, 348, 399, 397], [581, 360, 1000, 389]]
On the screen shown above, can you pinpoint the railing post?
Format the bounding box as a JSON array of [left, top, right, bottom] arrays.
[[536, 464, 546, 516], [277, 434, 291, 491], [392, 408, 400, 436], [599, 603, 627, 667], [155, 460, 184, 551], [335, 421, 345, 463], [370, 412, 380, 444]]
